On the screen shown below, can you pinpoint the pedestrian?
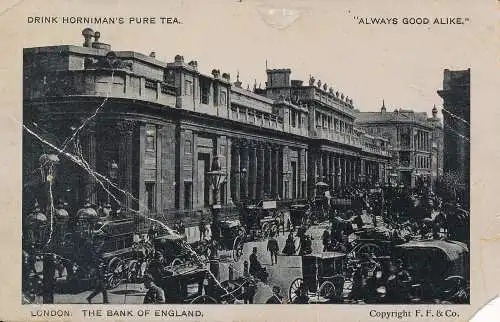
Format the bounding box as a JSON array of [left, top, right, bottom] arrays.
[[267, 234, 279, 265], [292, 284, 309, 304], [86, 260, 109, 304], [143, 274, 165, 304], [198, 211, 206, 240], [282, 232, 296, 255], [243, 276, 257, 304], [265, 286, 284, 304], [322, 229, 330, 251]]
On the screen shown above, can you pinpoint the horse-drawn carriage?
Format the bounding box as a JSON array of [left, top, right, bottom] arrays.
[[289, 252, 347, 303], [393, 239, 469, 303], [193, 217, 246, 262], [244, 200, 281, 239], [151, 262, 254, 304]]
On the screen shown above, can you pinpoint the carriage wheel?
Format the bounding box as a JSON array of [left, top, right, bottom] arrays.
[[319, 281, 336, 299], [261, 223, 270, 239], [232, 236, 244, 262], [106, 257, 125, 290], [442, 275, 468, 302], [238, 226, 247, 238], [190, 295, 218, 304], [270, 223, 279, 237], [126, 259, 139, 283], [289, 277, 303, 303], [355, 243, 382, 259], [169, 257, 184, 268]]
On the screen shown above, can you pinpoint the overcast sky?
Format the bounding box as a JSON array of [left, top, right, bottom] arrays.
[[15, 0, 482, 115]]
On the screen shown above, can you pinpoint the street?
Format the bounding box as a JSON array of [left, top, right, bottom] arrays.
[[34, 222, 330, 304]]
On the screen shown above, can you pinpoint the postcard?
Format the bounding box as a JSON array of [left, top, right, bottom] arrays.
[[0, 0, 497, 321]]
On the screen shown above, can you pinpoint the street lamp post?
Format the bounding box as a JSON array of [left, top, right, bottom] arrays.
[[205, 155, 226, 290], [107, 160, 118, 205], [38, 153, 59, 304]]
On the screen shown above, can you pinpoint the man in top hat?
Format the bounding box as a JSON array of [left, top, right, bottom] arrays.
[[266, 286, 284, 304], [143, 273, 165, 304]]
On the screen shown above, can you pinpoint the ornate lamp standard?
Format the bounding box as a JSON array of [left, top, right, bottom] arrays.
[[107, 160, 118, 205], [206, 155, 227, 209], [38, 153, 59, 304], [205, 155, 226, 289]]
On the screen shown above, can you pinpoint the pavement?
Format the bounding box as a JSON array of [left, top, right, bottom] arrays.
[[30, 222, 333, 304]]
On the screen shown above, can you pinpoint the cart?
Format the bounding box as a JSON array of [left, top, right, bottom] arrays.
[[289, 252, 347, 303], [245, 200, 281, 239], [219, 219, 246, 261], [393, 240, 470, 303]]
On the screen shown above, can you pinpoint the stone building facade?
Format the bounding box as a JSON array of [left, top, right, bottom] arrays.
[[437, 69, 470, 192], [355, 102, 443, 189], [23, 30, 391, 227]]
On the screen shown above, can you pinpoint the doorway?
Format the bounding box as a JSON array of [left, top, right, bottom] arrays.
[[197, 153, 211, 207]]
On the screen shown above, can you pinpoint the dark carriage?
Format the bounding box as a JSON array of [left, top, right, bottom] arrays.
[[56, 215, 144, 290], [152, 233, 195, 267], [289, 204, 309, 229], [244, 200, 281, 239], [289, 252, 347, 303], [393, 240, 470, 303], [218, 219, 246, 261]]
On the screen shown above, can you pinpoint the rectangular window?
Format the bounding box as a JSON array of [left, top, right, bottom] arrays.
[[184, 182, 192, 209], [184, 79, 192, 96], [185, 140, 192, 154], [145, 182, 156, 212], [145, 126, 156, 152], [200, 81, 209, 104], [291, 110, 297, 128], [219, 90, 227, 106]]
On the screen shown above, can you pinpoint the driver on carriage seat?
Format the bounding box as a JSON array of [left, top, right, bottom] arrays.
[[143, 274, 165, 304], [249, 247, 268, 281]]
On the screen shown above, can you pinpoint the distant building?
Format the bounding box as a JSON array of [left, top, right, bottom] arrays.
[[22, 29, 390, 229], [355, 102, 443, 189], [437, 69, 470, 196]]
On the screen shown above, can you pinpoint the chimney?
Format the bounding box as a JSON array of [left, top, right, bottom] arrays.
[[91, 31, 111, 50], [81, 28, 96, 47], [149, 51, 156, 58]]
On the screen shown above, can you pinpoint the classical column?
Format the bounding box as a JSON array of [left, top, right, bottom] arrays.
[[251, 144, 257, 200], [274, 146, 280, 198], [330, 154, 335, 190], [336, 156, 341, 190], [325, 153, 330, 185], [266, 145, 272, 197], [257, 145, 265, 199], [82, 122, 97, 205], [318, 152, 323, 182], [241, 142, 249, 201], [232, 143, 241, 203], [118, 121, 135, 210]]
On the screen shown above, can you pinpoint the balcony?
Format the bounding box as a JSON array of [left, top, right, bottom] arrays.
[[24, 68, 177, 108]]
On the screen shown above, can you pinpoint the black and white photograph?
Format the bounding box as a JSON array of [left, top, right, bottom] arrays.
[[21, 25, 470, 306]]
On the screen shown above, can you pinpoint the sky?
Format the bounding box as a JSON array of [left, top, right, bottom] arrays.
[[12, 0, 484, 115]]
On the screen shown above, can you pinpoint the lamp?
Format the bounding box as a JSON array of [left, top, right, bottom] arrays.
[[206, 155, 227, 207], [109, 160, 118, 180], [107, 160, 118, 203]]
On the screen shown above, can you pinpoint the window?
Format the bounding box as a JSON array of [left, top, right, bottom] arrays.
[[200, 81, 209, 104], [145, 182, 156, 212], [291, 110, 297, 128], [185, 140, 192, 154], [145, 128, 156, 152], [220, 90, 227, 106], [184, 182, 192, 209], [184, 79, 193, 96]]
